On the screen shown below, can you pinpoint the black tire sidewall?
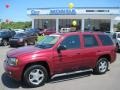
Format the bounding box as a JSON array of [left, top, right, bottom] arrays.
[[23, 65, 48, 88], [116, 44, 119, 52]]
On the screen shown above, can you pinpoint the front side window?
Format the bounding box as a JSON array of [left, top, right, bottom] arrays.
[[0, 32, 6, 36], [117, 34, 120, 38], [83, 35, 98, 47], [60, 35, 80, 50]]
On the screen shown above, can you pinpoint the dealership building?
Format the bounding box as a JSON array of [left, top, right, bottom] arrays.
[[27, 7, 120, 32]]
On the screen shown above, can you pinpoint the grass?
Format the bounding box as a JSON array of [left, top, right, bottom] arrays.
[[37, 35, 45, 42]]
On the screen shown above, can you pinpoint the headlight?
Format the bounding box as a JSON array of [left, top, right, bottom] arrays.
[[0, 38, 2, 41], [19, 38, 23, 42], [7, 58, 18, 66]]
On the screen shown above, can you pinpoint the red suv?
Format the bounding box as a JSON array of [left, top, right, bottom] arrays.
[[4, 32, 116, 87], [42, 28, 56, 35]]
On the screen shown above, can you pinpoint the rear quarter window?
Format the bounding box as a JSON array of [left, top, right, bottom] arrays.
[[98, 35, 113, 46]]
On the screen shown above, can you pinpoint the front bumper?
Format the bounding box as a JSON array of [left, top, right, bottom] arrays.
[[4, 61, 23, 81], [9, 40, 24, 46]]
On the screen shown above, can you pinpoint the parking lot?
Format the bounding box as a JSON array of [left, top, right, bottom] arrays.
[[0, 46, 120, 90]]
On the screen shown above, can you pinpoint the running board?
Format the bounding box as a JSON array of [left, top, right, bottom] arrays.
[[51, 69, 93, 79]]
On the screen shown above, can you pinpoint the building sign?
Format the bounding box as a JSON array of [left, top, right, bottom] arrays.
[[49, 9, 76, 15], [31, 10, 40, 15], [86, 10, 109, 12], [27, 8, 120, 15]]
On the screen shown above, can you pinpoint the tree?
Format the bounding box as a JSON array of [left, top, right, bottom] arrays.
[[0, 21, 32, 29]]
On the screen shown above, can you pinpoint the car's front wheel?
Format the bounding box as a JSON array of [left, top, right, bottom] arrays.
[[93, 57, 109, 74], [24, 41, 28, 46], [23, 65, 48, 88]]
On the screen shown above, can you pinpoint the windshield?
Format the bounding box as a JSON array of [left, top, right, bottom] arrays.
[[35, 35, 60, 49], [0, 32, 6, 37], [14, 33, 26, 38]]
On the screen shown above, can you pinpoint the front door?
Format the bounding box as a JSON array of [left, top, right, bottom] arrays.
[[53, 35, 83, 73]]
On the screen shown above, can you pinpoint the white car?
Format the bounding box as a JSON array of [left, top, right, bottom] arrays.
[[112, 32, 120, 51]]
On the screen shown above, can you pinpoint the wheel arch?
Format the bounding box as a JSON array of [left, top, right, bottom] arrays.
[[98, 54, 111, 62], [22, 61, 51, 81]]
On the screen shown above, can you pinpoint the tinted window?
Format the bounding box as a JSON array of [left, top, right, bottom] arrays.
[[60, 35, 80, 49], [84, 35, 98, 47], [98, 35, 113, 45], [14, 33, 26, 38], [112, 33, 116, 39], [117, 34, 120, 38], [0, 32, 7, 36]]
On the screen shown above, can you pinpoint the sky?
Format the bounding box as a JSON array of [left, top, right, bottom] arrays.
[[0, 0, 120, 22]]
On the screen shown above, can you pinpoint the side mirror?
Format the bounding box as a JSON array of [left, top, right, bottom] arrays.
[[57, 45, 66, 53]]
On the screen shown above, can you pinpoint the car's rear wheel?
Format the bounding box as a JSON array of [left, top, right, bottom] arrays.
[[33, 40, 37, 45], [93, 57, 109, 74], [116, 44, 119, 52], [2, 40, 8, 46], [23, 65, 48, 88], [42, 33, 45, 36]]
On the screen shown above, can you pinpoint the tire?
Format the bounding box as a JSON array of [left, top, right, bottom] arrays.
[[24, 41, 28, 46], [42, 33, 45, 36], [23, 65, 48, 88], [2, 40, 8, 46], [33, 40, 37, 45], [116, 44, 119, 52], [93, 57, 109, 74]]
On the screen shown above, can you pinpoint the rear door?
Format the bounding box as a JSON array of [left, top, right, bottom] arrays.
[[80, 34, 100, 68]]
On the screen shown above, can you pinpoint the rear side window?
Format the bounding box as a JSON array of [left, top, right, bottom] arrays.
[[60, 35, 80, 49], [83, 35, 98, 47], [112, 33, 116, 39], [98, 35, 113, 46]]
